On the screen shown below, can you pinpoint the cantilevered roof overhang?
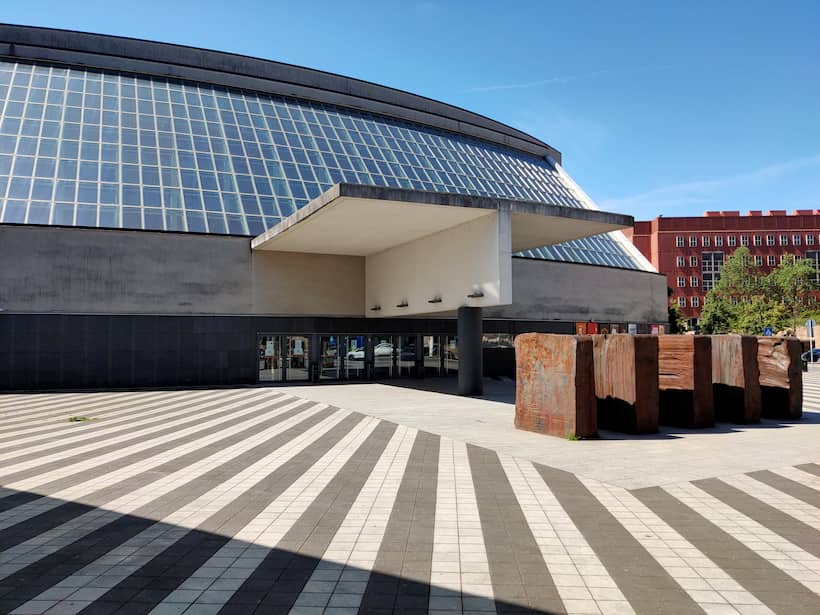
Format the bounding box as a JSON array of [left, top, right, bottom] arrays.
[[251, 183, 633, 255]]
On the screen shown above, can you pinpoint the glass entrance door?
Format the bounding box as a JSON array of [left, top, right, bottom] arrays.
[[372, 334, 395, 379], [444, 335, 459, 375], [397, 335, 417, 377], [343, 335, 367, 379], [285, 335, 310, 381], [258, 335, 282, 382], [423, 335, 441, 376], [319, 335, 340, 380]]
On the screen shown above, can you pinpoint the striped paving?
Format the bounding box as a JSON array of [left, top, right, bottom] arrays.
[[0, 384, 818, 614]]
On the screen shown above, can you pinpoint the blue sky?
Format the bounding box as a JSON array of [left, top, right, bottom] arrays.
[[3, 0, 818, 220]]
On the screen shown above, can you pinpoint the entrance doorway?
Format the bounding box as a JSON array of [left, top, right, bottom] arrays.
[[258, 334, 282, 382], [343, 335, 367, 379], [285, 335, 310, 381], [319, 335, 340, 380], [372, 334, 395, 379]]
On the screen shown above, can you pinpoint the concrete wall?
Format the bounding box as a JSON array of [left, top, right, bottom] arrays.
[[486, 257, 668, 324], [364, 212, 511, 317], [0, 225, 365, 316], [252, 251, 364, 316], [0, 225, 666, 324], [0, 225, 253, 314]]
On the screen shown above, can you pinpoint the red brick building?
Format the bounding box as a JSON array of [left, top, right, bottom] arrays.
[[625, 211, 820, 326]]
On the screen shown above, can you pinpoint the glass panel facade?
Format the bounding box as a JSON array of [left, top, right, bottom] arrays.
[[0, 59, 645, 270]]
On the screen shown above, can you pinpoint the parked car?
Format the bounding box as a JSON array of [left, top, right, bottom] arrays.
[[801, 348, 820, 363], [346, 342, 394, 361]]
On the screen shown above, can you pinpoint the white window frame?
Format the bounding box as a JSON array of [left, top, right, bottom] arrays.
[[691, 296, 700, 308], [690, 255, 698, 266], [768, 255, 776, 266], [780, 234, 789, 246], [702, 235, 710, 247], [676, 256, 685, 267], [677, 276, 686, 287], [766, 235, 774, 246], [728, 235, 736, 247], [807, 234, 815, 246], [793, 234, 801, 245], [715, 236, 723, 247], [677, 296, 686, 308], [741, 235, 749, 246], [754, 255, 762, 266], [690, 276, 699, 287], [676, 235, 685, 247]]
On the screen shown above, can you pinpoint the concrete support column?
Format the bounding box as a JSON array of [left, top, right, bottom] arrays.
[[458, 306, 483, 395]]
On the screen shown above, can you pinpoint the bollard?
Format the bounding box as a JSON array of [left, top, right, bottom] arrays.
[[657, 335, 714, 428], [593, 334, 659, 434], [514, 333, 597, 439]]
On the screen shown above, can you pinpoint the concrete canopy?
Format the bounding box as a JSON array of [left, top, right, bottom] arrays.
[[251, 184, 633, 255], [251, 184, 633, 318]]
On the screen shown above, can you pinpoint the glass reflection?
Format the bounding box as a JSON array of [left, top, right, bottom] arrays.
[[0, 59, 644, 270]]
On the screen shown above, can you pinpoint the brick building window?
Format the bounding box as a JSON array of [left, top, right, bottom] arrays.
[[677, 276, 686, 287], [715, 236, 723, 247], [676, 235, 684, 247], [807, 235, 815, 246], [753, 235, 761, 246], [691, 296, 700, 308], [766, 235, 774, 246], [676, 256, 685, 267], [677, 297, 686, 308], [702, 236, 710, 247], [793, 234, 801, 245], [754, 255, 762, 266], [702, 251, 724, 291], [807, 252, 820, 285], [780, 235, 789, 246], [768, 255, 776, 266], [728, 235, 736, 247], [690, 255, 698, 266], [741, 235, 749, 246], [690, 276, 698, 286], [689, 235, 697, 247]]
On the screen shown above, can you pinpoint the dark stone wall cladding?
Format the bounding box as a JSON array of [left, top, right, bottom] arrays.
[[0, 314, 580, 391]]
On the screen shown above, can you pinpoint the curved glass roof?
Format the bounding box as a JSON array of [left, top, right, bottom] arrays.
[[0, 59, 646, 270]]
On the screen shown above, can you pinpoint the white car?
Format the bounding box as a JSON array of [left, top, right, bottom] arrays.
[[346, 342, 393, 360]]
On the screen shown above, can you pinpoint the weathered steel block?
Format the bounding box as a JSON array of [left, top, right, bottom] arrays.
[[657, 335, 714, 428], [593, 334, 659, 434], [514, 333, 597, 439], [711, 334, 761, 423], [757, 337, 802, 419]]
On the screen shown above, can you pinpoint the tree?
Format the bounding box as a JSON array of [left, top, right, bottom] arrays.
[[700, 294, 734, 334], [767, 256, 817, 332], [666, 287, 687, 333], [709, 247, 762, 302], [734, 297, 789, 335]]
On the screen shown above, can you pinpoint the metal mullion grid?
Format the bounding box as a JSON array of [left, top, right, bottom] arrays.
[[140, 78, 163, 230], [14, 63, 42, 220], [0, 62, 19, 221], [161, 78, 187, 232], [79, 69, 101, 227], [241, 90, 275, 223], [214, 88, 245, 231]]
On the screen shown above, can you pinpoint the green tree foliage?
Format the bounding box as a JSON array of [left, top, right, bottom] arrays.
[[701, 247, 816, 334], [768, 255, 816, 332], [700, 294, 734, 334], [666, 286, 687, 333]]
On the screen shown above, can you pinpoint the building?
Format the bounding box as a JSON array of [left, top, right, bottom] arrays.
[[0, 24, 666, 392], [627, 211, 820, 326]]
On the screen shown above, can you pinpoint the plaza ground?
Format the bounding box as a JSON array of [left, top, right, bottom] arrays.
[[0, 370, 820, 614]]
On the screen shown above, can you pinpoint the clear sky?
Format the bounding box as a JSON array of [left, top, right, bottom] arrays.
[[2, 0, 818, 221]]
